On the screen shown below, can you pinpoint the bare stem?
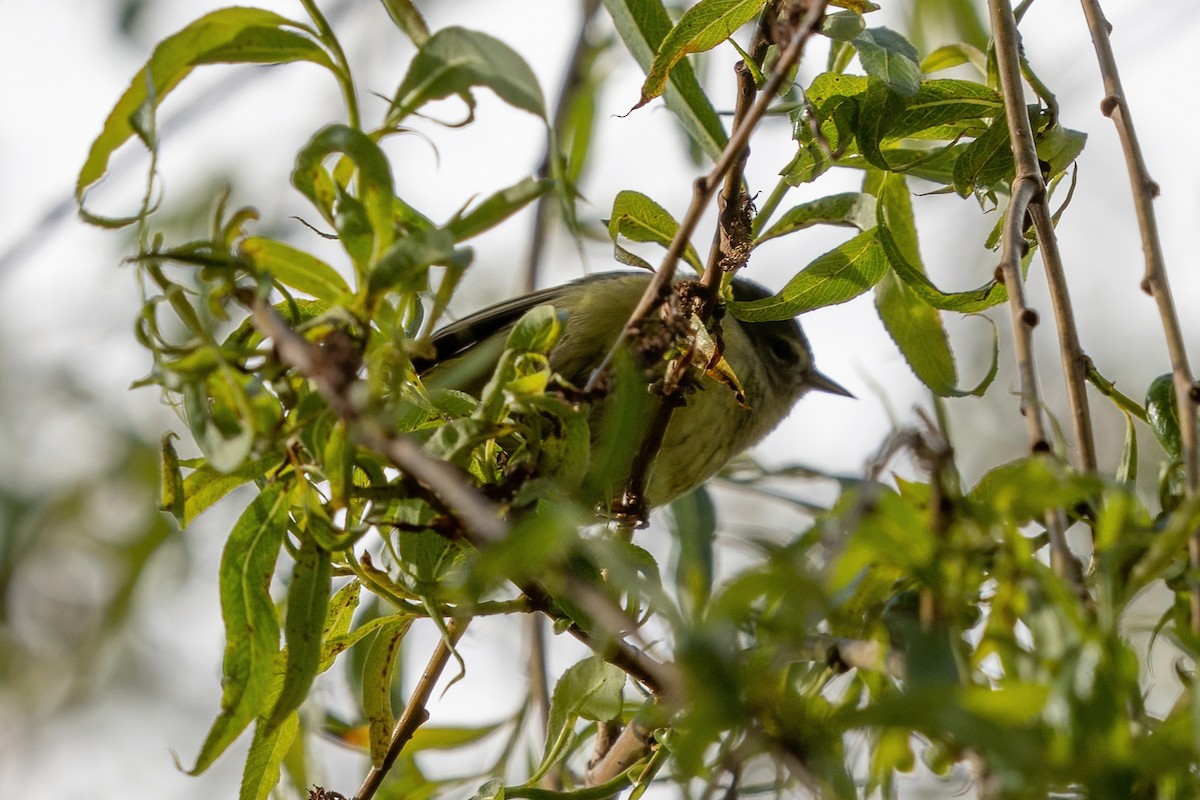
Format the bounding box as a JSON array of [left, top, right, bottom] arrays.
[[353, 618, 470, 800], [1077, 0, 1200, 628], [987, 0, 1082, 585]]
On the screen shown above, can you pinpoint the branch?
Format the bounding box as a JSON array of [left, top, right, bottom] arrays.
[[585, 0, 831, 391], [353, 618, 470, 800], [987, 0, 1083, 587], [1077, 0, 1200, 628]]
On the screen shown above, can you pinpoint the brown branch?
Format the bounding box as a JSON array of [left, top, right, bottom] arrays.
[[585, 0, 830, 392], [353, 618, 470, 800], [1078, 0, 1200, 629], [987, 0, 1082, 586], [586, 715, 655, 787]]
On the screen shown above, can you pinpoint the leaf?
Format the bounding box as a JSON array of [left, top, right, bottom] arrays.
[[190, 484, 290, 774], [636, 0, 766, 109], [292, 124, 396, 271], [885, 79, 1002, 140], [1036, 124, 1087, 177], [1146, 374, 1182, 461], [240, 237, 351, 302], [379, 0, 430, 46], [447, 177, 550, 242], [754, 192, 877, 245], [389, 26, 546, 122], [182, 456, 281, 527], [876, 219, 1005, 312], [822, 10, 866, 41], [78, 8, 333, 201], [668, 488, 716, 616], [920, 43, 987, 75], [856, 78, 911, 169], [539, 657, 626, 775], [266, 534, 332, 731], [727, 229, 886, 321], [851, 27, 921, 98], [239, 712, 299, 800], [366, 228, 465, 303], [952, 118, 1013, 197], [603, 0, 728, 161], [160, 432, 185, 522], [607, 190, 703, 273], [182, 372, 256, 474], [363, 618, 414, 765]]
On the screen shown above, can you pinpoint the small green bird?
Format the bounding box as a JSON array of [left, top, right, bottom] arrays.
[[414, 272, 850, 513]]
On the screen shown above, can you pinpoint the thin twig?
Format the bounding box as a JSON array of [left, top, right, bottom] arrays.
[[353, 618, 470, 800], [1077, 0, 1200, 629], [987, 0, 1081, 585], [521, 0, 602, 294], [526, 615, 560, 790], [585, 0, 830, 391]]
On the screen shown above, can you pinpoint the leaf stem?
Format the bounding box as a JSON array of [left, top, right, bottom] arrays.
[[300, 0, 361, 130]]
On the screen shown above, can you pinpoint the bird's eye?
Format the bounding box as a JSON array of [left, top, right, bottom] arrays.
[[767, 334, 795, 363]]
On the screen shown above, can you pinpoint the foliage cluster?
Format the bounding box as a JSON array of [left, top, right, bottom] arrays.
[[78, 0, 1200, 798]]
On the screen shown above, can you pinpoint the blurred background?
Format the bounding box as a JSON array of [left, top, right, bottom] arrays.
[[2, 0, 1198, 796]]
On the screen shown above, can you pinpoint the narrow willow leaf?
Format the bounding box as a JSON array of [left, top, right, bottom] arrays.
[[754, 192, 877, 245], [538, 657, 626, 777], [390, 26, 546, 122], [240, 237, 351, 302], [607, 190, 703, 272], [603, 0, 727, 160], [323, 421, 353, 509], [446, 177, 550, 242], [78, 8, 333, 201], [637, 0, 766, 109], [182, 456, 281, 527], [668, 488, 716, 616], [884, 79, 1001, 140], [266, 535, 332, 731], [182, 372, 256, 474], [851, 27, 921, 98], [239, 712, 299, 800], [1036, 124, 1087, 177], [363, 618, 414, 765], [876, 224, 1005, 312], [875, 272, 957, 395], [920, 43, 987, 75], [293, 125, 396, 271], [366, 228, 464, 302], [727, 229, 886, 321], [190, 485, 290, 774], [160, 432, 185, 522], [407, 722, 503, 752], [379, 0, 430, 46], [856, 79, 911, 169], [952, 118, 1012, 197], [1146, 374, 1182, 461]]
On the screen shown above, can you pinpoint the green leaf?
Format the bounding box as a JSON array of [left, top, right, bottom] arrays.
[[668, 488, 716, 616], [636, 0, 766, 109], [539, 657, 626, 775], [603, 0, 728, 161], [447, 177, 550, 242], [1036, 124, 1087, 177], [160, 432, 185, 522], [727, 229, 886, 321], [920, 43, 987, 75], [240, 237, 351, 302], [969, 457, 1100, 526], [754, 192, 877, 245], [78, 8, 333, 201], [379, 0, 430, 46], [856, 78, 911, 168], [876, 219, 1005, 312], [182, 456, 281, 527], [367, 228, 465, 303], [390, 26, 546, 122], [952, 117, 1013, 197], [182, 371, 257, 474], [239, 712, 299, 800], [506, 305, 564, 355], [1146, 374, 1183, 461], [190, 484, 291, 774], [851, 27, 921, 98], [884, 79, 1001, 140], [363, 618, 414, 765], [292, 124, 396, 272], [607, 190, 703, 273], [266, 534, 332, 731], [822, 10, 866, 41]]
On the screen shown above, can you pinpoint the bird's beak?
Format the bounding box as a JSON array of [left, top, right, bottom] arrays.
[[807, 369, 854, 398]]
